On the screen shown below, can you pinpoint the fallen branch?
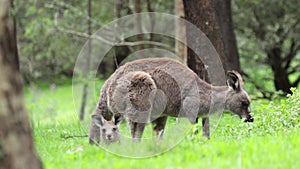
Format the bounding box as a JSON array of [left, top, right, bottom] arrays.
[[61, 134, 88, 139]]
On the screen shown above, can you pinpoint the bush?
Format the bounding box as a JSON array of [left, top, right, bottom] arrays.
[[217, 88, 300, 138]]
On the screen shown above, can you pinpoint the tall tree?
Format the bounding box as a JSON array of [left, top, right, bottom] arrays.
[[214, 0, 240, 72], [0, 0, 43, 168], [134, 0, 144, 50], [183, 0, 241, 137], [79, 0, 92, 121], [175, 0, 187, 64], [112, 0, 132, 68]]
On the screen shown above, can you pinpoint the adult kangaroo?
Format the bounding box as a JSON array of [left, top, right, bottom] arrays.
[[89, 57, 253, 144]]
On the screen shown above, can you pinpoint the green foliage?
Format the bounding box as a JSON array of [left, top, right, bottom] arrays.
[[25, 80, 300, 169], [16, 0, 115, 81], [233, 0, 300, 95], [15, 0, 176, 82]]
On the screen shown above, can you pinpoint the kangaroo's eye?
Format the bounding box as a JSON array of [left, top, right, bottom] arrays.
[[241, 101, 248, 107], [112, 127, 117, 131], [102, 129, 106, 133]]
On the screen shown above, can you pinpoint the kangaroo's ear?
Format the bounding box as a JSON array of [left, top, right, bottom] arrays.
[[226, 71, 244, 91], [92, 115, 106, 127], [112, 115, 123, 126]]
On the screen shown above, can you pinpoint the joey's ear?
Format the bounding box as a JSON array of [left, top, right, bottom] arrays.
[[112, 115, 123, 126], [92, 115, 106, 127], [226, 71, 244, 91]]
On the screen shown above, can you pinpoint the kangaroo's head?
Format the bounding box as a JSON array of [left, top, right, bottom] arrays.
[[225, 71, 253, 122], [93, 115, 122, 144]]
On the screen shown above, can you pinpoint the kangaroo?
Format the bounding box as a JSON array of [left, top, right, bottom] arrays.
[[89, 114, 121, 144], [89, 57, 253, 143]]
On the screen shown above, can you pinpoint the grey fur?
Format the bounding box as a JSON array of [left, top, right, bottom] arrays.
[[89, 58, 252, 143], [89, 114, 121, 144]]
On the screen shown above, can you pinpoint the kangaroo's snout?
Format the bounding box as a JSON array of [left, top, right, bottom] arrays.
[[244, 114, 254, 122], [107, 134, 112, 139]]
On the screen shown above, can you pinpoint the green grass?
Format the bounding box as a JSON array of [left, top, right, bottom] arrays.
[[25, 81, 300, 169]]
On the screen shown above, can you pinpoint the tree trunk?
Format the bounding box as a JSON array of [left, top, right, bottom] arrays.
[[146, 0, 154, 42], [134, 0, 144, 50], [183, 0, 240, 73], [214, 0, 241, 72], [175, 0, 187, 64], [112, 0, 132, 69], [267, 47, 292, 94], [183, 0, 226, 82], [0, 0, 43, 168], [79, 0, 93, 121], [183, 0, 222, 139], [183, 0, 241, 138]]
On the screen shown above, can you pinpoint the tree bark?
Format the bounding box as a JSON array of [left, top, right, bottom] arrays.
[[214, 0, 241, 72], [183, 0, 241, 138], [0, 0, 43, 168], [183, 0, 221, 139], [146, 0, 155, 42], [134, 0, 144, 50], [112, 0, 132, 69], [267, 46, 292, 94], [183, 0, 225, 84], [79, 0, 92, 120], [183, 0, 240, 74], [175, 0, 187, 64]]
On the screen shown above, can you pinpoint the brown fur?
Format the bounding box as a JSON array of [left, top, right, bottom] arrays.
[[89, 58, 252, 143]]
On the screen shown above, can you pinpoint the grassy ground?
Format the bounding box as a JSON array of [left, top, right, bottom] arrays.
[[25, 80, 300, 169]]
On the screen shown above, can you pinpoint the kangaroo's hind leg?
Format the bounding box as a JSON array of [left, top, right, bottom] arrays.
[[152, 116, 168, 140], [129, 120, 146, 142]]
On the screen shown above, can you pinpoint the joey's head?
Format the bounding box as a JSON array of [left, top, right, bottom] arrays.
[[225, 71, 253, 122], [93, 115, 122, 144]]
